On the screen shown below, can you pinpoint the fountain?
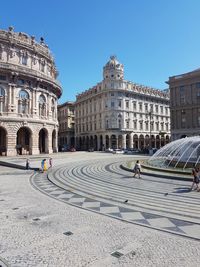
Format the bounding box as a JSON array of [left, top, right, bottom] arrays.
[[148, 136, 200, 170]]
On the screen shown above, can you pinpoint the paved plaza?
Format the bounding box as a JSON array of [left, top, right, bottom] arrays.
[[0, 152, 200, 266]]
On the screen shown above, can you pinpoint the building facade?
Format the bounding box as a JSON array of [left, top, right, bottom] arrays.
[[58, 101, 75, 150], [0, 27, 62, 156], [75, 56, 170, 151], [168, 68, 200, 140]]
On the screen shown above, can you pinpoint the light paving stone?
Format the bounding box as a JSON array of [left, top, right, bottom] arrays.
[[68, 197, 86, 203], [57, 193, 75, 199], [147, 217, 176, 228], [179, 224, 200, 239], [100, 206, 120, 214], [121, 212, 145, 221], [82, 202, 101, 208], [49, 190, 67, 195]]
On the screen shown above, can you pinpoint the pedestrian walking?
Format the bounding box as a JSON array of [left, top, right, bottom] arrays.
[[26, 159, 30, 170], [191, 165, 200, 191], [49, 157, 52, 169], [133, 160, 141, 178]]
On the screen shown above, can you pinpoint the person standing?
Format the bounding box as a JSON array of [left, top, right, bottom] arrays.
[[41, 159, 45, 172], [43, 159, 47, 172], [26, 159, 30, 170], [49, 157, 52, 169], [133, 160, 141, 179], [191, 166, 200, 191]]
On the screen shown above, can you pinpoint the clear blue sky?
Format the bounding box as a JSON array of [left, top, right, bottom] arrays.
[[1, 0, 200, 103]]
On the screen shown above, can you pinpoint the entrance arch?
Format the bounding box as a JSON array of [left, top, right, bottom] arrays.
[[16, 127, 32, 155], [0, 126, 7, 156], [39, 128, 49, 153]]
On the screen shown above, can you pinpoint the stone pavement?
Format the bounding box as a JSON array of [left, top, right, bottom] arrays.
[[0, 152, 200, 266]]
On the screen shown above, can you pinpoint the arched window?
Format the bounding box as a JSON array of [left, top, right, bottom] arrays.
[[51, 99, 55, 119], [0, 87, 5, 112], [39, 95, 46, 117], [18, 90, 29, 114]]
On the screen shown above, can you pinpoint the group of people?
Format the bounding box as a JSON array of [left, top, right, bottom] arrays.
[[41, 158, 52, 172], [25, 158, 53, 172], [132, 161, 200, 192]]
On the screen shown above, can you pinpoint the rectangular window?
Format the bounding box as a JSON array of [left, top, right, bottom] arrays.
[[0, 75, 6, 81], [139, 103, 142, 111], [126, 101, 129, 109], [22, 56, 27, 65], [133, 101, 136, 110], [111, 101, 115, 108], [155, 105, 158, 113], [196, 83, 200, 89], [140, 122, 143, 130], [134, 121, 137, 129], [160, 106, 163, 114], [118, 100, 121, 107], [156, 123, 159, 131]]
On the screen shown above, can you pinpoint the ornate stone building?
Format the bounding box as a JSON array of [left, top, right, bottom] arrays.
[[58, 101, 75, 150], [75, 56, 170, 151], [168, 68, 200, 140], [0, 27, 62, 156]]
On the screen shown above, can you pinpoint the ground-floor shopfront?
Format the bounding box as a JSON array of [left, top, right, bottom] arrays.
[[75, 132, 170, 151]]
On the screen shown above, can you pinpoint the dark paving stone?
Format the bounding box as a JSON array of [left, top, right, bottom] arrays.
[[164, 226, 186, 233], [141, 212, 162, 220], [169, 218, 194, 227], [83, 198, 97, 202], [100, 202, 116, 207], [63, 231, 73, 236], [111, 251, 124, 258], [119, 207, 136, 213]]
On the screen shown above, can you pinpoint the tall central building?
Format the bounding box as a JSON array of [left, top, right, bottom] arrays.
[[75, 56, 170, 151]]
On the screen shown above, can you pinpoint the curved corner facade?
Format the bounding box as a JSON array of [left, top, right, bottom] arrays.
[[0, 27, 62, 156]]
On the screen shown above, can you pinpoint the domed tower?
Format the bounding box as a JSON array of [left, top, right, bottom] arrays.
[[103, 55, 124, 80]]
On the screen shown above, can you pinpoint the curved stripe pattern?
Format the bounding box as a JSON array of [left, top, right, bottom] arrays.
[[31, 158, 200, 241]]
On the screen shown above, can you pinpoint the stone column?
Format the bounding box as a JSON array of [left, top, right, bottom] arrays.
[[32, 131, 40, 155], [97, 135, 100, 151], [7, 129, 17, 156], [7, 84, 12, 112], [48, 130, 53, 154], [108, 135, 111, 148], [122, 134, 126, 149], [129, 133, 133, 148], [116, 135, 118, 149]]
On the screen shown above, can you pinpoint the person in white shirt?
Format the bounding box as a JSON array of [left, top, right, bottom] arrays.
[[133, 160, 141, 179]]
